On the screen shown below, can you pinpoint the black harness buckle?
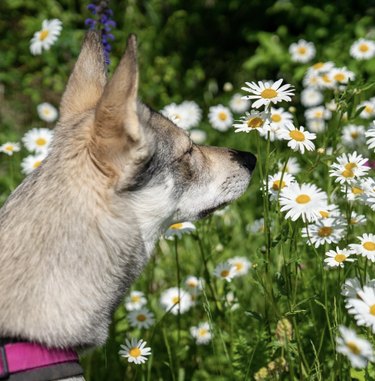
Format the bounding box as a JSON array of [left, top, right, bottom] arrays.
[[0, 345, 9, 379]]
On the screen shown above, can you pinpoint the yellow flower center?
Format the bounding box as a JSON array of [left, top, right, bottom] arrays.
[[359, 43, 369, 52], [220, 270, 230, 277], [289, 130, 305, 142], [131, 295, 140, 302], [235, 263, 244, 271], [33, 160, 42, 169], [334, 73, 346, 82], [172, 296, 180, 304], [39, 29, 49, 41], [345, 162, 357, 170], [198, 328, 208, 337], [347, 341, 361, 355], [370, 304, 375, 316], [314, 111, 323, 118], [319, 211, 329, 218], [365, 105, 373, 113], [136, 314, 146, 322], [322, 74, 331, 83], [43, 109, 51, 115], [334, 253, 346, 263], [261, 88, 278, 99], [247, 117, 264, 128], [5, 145, 14, 152], [318, 226, 333, 237], [170, 223, 183, 230], [36, 137, 47, 146], [295, 194, 311, 204], [351, 187, 363, 195], [297, 46, 307, 54], [350, 132, 359, 139], [187, 281, 197, 288], [271, 114, 282, 122], [363, 242, 375, 251], [313, 62, 324, 70], [129, 347, 141, 358], [272, 180, 286, 190], [218, 112, 228, 121], [341, 169, 354, 178]]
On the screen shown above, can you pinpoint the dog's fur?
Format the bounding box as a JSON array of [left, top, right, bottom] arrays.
[[0, 32, 255, 380]]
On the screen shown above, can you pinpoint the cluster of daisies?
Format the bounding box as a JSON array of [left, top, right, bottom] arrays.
[[0, 103, 57, 175]]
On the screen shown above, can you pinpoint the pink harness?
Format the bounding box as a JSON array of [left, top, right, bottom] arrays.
[[0, 342, 82, 380]]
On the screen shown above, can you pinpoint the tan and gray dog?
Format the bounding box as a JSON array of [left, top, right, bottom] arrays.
[[0, 32, 256, 380]]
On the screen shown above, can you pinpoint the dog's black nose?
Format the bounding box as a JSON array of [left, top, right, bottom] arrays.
[[233, 150, 257, 172]]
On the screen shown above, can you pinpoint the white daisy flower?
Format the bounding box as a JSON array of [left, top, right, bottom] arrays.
[[161, 103, 191, 130], [229, 93, 251, 113], [362, 178, 375, 209], [300, 87, 323, 107], [350, 38, 375, 60], [190, 322, 212, 345], [241, 79, 295, 109], [119, 338, 152, 365], [341, 124, 366, 148], [326, 99, 338, 112], [21, 152, 47, 175], [189, 129, 207, 144], [347, 285, 375, 333], [279, 124, 316, 154], [308, 61, 335, 75], [0, 142, 21, 156], [164, 222, 196, 240], [317, 203, 340, 219], [329, 152, 370, 184], [185, 276, 204, 296], [336, 326, 374, 368], [160, 287, 193, 315], [302, 218, 345, 248], [227, 256, 251, 277], [289, 39, 316, 63], [269, 107, 293, 129], [350, 233, 375, 262], [279, 182, 327, 223], [318, 73, 336, 89], [306, 119, 326, 133], [180, 101, 202, 129], [125, 291, 147, 311], [342, 180, 366, 202], [233, 110, 271, 134], [330, 67, 355, 85], [324, 247, 355, 268], [22, 128, 54, 153], [303, 71, 321, 88], [213, 262, 237, 282], [305, 106, 331, 121], [37, 102, 58, 123], [278, 157, 301, 175], [342, 277, 364, 299], [127, 308, 155, 329], [366, 124, 375, 150], [267, 172, 296, 200], [357, 100, 375, 119], [349, 211, 366, 226], [208, 105, 233, 132], [30, 19, 63, 55]]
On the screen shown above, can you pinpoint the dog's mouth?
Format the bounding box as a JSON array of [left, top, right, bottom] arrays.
[[198, 202, 229, 219]]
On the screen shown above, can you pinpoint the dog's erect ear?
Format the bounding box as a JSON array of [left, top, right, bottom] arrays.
[[94, 34, 140, 143], [59, 31, 107, 122]]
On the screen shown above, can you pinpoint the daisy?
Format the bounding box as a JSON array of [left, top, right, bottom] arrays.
[[224, 291, 240, 310], [241, 79, 295, 109], [189, 129, 207, 144], [306, 119, 326, 133], [350, 233, 375, 262], [278, 157, 301, 175], [233, 110, 270, 134], [213, 262, 237, 282], [336, 326, 374, 368], [208, 105, 233, 132], [127, 308, 155, 329], [0, 142, 21, 156], [21, 153, 47, 175], [329, 152, 370, 184], [30, 19, 63, 55], [305, 106, 331, 121], [279, 182, 327, 222], [318, 73, 336, 89], [330, 67, 355, 85], [302, 218, 345, 248], [279, 125, 316, 153], [300, 87, 323, 107], [185, 275, 203, 295], [324, 247, 355, 268], [303, 71, 321, 88], [366, 124, 375, 150], [357, 100, 375, 119], [289, 39, 316, 63], [190, 322, 212, 345], [341, 124, 366, 148], [227, 256, 251, 277], [119, 338, 151, 365], [229, 93, 251, 113], [269, 107, 293, 129], [37, 102, 58, 123], [317, 203, 340, 219], [308, 61, 335, 75], [347, 286, 375, 332], [125, 291, 147, 311], [326, 99, 338, 112], [350, 38, 375, 60], [349, 211, 366, 226], [267, 172, 296, 200], [249, 218, 265, 234], [160, 287, 193, 315], [161, 103, 191, 130], [180, 101, 202, 129], [342, 277, 363, 299], [22, 128, 54, 153], [164, 222, 196, 240]]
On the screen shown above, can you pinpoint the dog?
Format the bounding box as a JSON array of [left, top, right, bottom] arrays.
[[0, 31, 256, 380]]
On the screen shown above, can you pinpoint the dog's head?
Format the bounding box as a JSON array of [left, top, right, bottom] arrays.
[[56, 32, 256, 236]]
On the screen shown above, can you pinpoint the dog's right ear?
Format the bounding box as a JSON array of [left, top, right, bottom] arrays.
[[59, 31, 107, 122]]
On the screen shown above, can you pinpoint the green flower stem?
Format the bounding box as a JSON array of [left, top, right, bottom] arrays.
[[174, 238, 181, 343]]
